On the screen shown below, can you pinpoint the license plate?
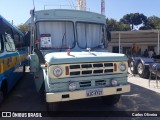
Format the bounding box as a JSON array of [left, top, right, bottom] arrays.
[[86, 88, 103, 97]]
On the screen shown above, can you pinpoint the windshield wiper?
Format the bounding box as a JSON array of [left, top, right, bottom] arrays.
[[60, 32, 66, 52]]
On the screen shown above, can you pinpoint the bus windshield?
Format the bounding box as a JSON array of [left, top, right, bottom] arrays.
[[37, 21, 75, 49], [76, 22, 105, 49]]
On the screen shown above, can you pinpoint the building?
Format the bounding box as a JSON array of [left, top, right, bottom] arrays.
[[108, 30, 160, 57]]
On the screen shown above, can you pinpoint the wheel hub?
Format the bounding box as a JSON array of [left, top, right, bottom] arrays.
[[138, 63, 143, 74], [130, 62, 134, 71]]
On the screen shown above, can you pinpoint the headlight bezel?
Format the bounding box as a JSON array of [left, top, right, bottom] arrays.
[[119, 63, 127, 72], [52, 66, 63, 77]]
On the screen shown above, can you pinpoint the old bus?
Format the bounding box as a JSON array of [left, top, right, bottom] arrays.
[[0, 15, 28, 103], [29, 9, 130, 111]]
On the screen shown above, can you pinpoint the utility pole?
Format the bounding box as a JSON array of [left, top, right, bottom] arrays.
[[101, 0, 105, 15]]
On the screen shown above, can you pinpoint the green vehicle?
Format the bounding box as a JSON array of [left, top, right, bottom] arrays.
[[29, 9, 130, 111]]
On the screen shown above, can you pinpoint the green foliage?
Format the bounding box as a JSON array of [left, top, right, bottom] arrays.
[[147, 16, 160, 29], [107, 13, 160, 31], [120, 13, 148, 30], [17, 24, 30, 33], [139, 16, 160, 30], [106, 18, 131, 31]]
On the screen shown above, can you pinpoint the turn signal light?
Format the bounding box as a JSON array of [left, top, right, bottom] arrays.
[[65, 66, 69, 75], [45, 62, 48, 67], [114, 63, 117, 71]]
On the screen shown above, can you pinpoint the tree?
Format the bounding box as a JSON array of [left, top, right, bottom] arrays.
[[117, 22, 131, 31], [106, 18, 130, 31], [139, 16, 160, 30], [17, 24, 30, 33], [147, 16, 160, 29], [106, 18, 118, 31], [120, 13, 148, 30]]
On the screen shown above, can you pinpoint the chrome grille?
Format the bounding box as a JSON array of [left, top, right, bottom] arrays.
[[81, 64, 92, 68], [80, 81, 91, 87], [70, 65, 80, 69], [94, 70, 103, 74], [69, 62, 114, 76], [70, 71, 80, 76], [95, 80, 106, 86], [105, 69, 113, 73], [79, 80, 107, 88], [93, 63, 103, 68]]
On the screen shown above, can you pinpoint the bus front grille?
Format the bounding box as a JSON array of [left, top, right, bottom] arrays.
[[69, 62, 114, 77]]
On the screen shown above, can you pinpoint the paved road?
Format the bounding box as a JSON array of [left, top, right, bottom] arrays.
[[0, 68, 160, 120]]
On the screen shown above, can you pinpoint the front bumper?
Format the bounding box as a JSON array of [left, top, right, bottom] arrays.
[[46, 84, 130, 103]]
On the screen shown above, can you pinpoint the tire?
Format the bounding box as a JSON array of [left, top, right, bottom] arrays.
[[137, 61, 149, 78], [47, 102, 59, 112], [0, 91, 4, 104], [102, 94, 120, 106], [0, 81, 8, 104], [130, 60, 137, 74], [39, 83, 45, 102]]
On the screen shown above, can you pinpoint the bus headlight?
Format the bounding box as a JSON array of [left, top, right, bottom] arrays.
[[119, 63, 126, 72], [53, 66, 63, 77], [69, 83, 77, 91]]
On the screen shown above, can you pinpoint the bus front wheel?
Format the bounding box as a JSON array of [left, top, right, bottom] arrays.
[[0, 81, 8, 104], [0, 91, 4, 104], [47, 102, 59, 112], [23, 65, 26, 75]]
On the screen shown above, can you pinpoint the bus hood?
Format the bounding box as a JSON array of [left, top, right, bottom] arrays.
[[45, 52, 128, 64]]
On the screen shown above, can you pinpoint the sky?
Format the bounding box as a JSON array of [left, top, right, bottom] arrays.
[[0, 0, 160, 26]]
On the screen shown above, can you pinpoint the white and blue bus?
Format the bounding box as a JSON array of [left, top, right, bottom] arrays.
[[0, 15, 29, 103]]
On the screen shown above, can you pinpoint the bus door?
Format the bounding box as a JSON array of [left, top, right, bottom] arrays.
[[4, 32, 20, 89], [0, 34, 3, 77], [13, 31, 27, 79], [13, 30, 25, 81]]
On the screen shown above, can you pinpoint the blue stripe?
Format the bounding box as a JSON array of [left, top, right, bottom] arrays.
[[0, 59, 28, 93], [0, 51, 28, 59]]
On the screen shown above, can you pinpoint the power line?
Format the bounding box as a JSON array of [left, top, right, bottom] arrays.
[[67, 0, 73, 8], [67, 0, 75, 9], [70, 0, 75, 7]]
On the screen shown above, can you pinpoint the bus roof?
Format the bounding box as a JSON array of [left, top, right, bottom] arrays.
[[0, 15, 24, 36], [35, 9, 106, 24]]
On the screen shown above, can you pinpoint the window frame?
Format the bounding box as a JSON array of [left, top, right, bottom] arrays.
[[35, 20, 76, 50], [76, 21, 106, 49], [4, 32, 16, 52], [13, 29, 23, 51], [0, 34, 4, 52]]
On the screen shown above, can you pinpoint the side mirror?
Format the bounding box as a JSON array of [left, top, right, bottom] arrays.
[[107, 31, 111, 42]]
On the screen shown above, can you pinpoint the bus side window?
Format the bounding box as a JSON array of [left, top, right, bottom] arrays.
[[13, 30, 22, 51], [5, 33, 16, 52], [0, 34, 3, 52], [3, 24, 16, 52]]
